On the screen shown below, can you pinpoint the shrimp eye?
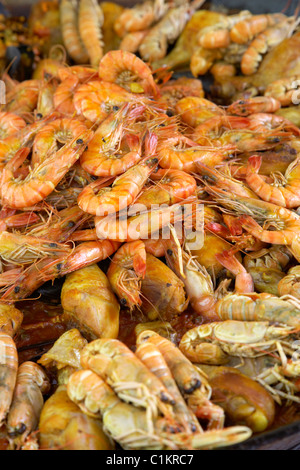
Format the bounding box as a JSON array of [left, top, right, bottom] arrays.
[[76, 139, 84, 144], [166, 110, 174, 117], [36, 113, 43, 119], [113, 106, 119, 111], [167, 249, 173, 256], [120, 298, 127, 306], [102, 138, 106, 143], [14, 286, 20, 294]]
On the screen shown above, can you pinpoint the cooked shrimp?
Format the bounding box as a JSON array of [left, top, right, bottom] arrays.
[[32, 118, 90, 166], [175, 97, 224, 127], [114, 0, 167, 38], [107, 241, 146, 310], [230, 13, 287, 44], [79, 0, 104, 67], [246, 155, 300, 208], [7, 362, 50, 449], [80, 104, 143, 177], [0, 332, 18, 426], [73, 80, 136, 123], [0, 113, 26, 139], [265, 75, 300, 107], [215, 250, 254, 294], [60, 0, 89, 64], [241, 17, 299, 75], [120, 30, 150, 53], [0, 129, 92, 209], [78, 156, 158, 216], [135, 169, 197, 208], [98, 50, 159, 96], [228, 97, 281, 116], [4, 80, 40, 117]]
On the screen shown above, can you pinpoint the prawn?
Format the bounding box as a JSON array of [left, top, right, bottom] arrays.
[[80, 104, 144, 177], [227, 97, 281, 116], [114, 0, 168, 38], [98, 50, 159, 96], [107, 241, 146, 311], [79, 0, 104, 67], [7, 362, 50, 449], [265, 75, 300, 106], [60, 0, 89, 64], [246, 155, 300, 208], [230, 13, 287, 44], [0, 113, 26, 139], [0, 129, 93, 209]]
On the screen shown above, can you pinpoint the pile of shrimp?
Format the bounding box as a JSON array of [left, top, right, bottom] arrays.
[[1, 42, 300, 449]]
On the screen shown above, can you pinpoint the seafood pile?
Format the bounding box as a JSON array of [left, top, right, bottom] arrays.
[[1, 1, 300, 449]]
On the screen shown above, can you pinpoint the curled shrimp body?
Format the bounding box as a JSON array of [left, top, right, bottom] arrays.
[[53, 66, 97, 116], [247, 113, 300, 135], [157, 135, 233, 173], [159, 77, 204, 109], [4, 80, 40, 117], [139, 5, 192, 63], [230, 13, 287, 45], [114, 0, 167, 37], [0, 115, 56, 170], [73, 80, 135, 123], [78, 157, 158, 216], [175, 97, 223, 128], [241, 17, 299, 76], [79, 0, 104, 67], [80, 104, 143, 177], [60, 0, 89, 64], [278, 266, 300, 299], [7, 362, 50, 448], [98, 50, 159, 96], [135, 169, 197, 208], [246, 155, 300, 208], [215, 250, 254, 294], [265, 75, 300, 107], [0, 332, 18, 426], [0, 129, 93, 209], [32, 118, 90, 166], [0, 113, 26, 139], [107, 241, 146, 311]]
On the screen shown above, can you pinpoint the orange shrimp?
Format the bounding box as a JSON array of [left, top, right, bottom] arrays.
[[53, 66, 97, 116], [0, 114, 57, 170], [246, 155, 300, 208], [264, 75, 300, 107], [159, 77, 204, 109], [0, 212, 39, 232], [175, 97, 224, 128], [4, 80, 40, 117], [120, 30, 150, 54], [32, 118, 90, 166], [73, 80, 136, 123], [135, 169, 197, 208], [210, 63, 237, 80], [1, 240, 121, 302], [95, 197, 199, 242], [247, 113, 300, 135], [227, 97, 281, 116], [241, 17, 299, 75], [157, 134, 234, 173], [107, 240, 146, 310], [80, 104, 143, 177], [215, 250, 254, 294], [79, 0, 104, 67], [192, 115, 250, 145], [36, 79, 57, 119], [114, 0, 168, 38], [230, 13, 287, 44], [60, 0, 89, 64], [99, 50, 159, 96], [0, 113, 26, 139], [78, 156, 158, 216], [7, 362, 50, 448], [0, 332, 18, 426], [0, 129, 93, 209]]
